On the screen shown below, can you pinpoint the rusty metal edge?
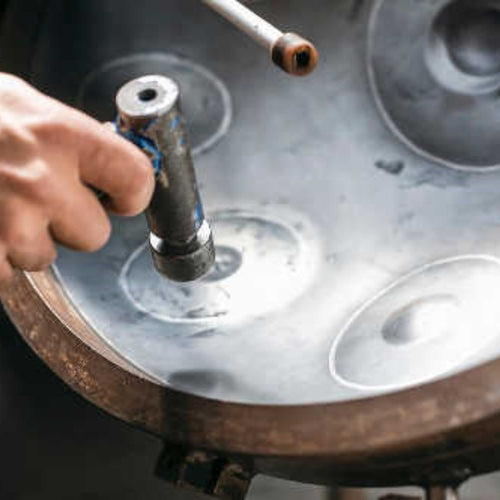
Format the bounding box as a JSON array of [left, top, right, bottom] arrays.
[[4, 270, 500, 486]]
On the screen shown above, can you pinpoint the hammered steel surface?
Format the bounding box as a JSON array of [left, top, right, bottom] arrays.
[[330, 256, 500, 392], [77, 53, 232, 156], [369, 0, 500, 169], [49, 0, 500, 404]]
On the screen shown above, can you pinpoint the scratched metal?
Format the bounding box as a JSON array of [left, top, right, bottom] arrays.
[[76, 53, 232, 157], [369, 0, 500, 170], [41, 0, 500, 404]]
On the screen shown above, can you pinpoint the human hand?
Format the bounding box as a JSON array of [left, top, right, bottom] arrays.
[[0, 73, 155, 283]]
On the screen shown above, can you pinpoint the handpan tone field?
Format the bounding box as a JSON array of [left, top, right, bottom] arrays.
[[50, 0, 500, 405], [5, 0, 500, 490]]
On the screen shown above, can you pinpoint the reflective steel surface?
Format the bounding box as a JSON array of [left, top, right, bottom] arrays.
[[330, 255, 500, 392], [78, 53, 232, 156], [369, 0, 500, 169], [119, 208, 320, 323], [44, 0, 500, 404]]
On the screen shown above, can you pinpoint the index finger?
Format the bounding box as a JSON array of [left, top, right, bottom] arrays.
[[70, 111, 155, 216]]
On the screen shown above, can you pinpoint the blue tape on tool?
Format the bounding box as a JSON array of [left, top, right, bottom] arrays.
[[115, 120, 163, 175]]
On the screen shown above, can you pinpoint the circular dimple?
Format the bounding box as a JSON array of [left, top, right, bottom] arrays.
[[119, 209, 319, 323], [203, 246, 243, 283], [426, 1, 500, 95], [368, 0, 500, 170], [381, 295, 462, 346], [330, 255, 500, 392], [77, 53, 232, 156], [446, 8, 500, 77]]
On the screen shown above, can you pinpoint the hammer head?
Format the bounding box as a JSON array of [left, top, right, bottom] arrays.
[[116, 75, 215, 282]]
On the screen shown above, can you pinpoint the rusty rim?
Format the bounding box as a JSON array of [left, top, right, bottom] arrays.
[[3, 269, 500, 470]]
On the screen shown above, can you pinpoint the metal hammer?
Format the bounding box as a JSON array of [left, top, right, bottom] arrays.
[[116, 75, 215, 282]]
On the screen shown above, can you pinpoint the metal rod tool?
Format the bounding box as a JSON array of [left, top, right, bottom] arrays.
[[116, 75, 215, 282], [202, 0, 319, 76]]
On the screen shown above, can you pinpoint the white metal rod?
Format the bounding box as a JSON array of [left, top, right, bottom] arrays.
[[202, 0, 283, 50], [201, 0, 319, 76]]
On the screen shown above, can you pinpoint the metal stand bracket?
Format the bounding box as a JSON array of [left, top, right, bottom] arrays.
[[156, 443, 253, 500]]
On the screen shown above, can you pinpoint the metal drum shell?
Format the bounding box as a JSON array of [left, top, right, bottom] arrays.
[[4, 270, 500, 488], [3, 0, 500, 489]]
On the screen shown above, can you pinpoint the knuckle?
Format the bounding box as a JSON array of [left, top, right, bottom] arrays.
[[7, 243, 56, 272], [0, 117, 38, 160], [0, 113, 54, 202], [19, 162, 51, 201], [0, 73, 24, 87], [5, 225, 35, 250], [0, 73, 33, 93], [29, 114, 73, 143], [0, 75, 32, 107], [0, 89, 73, 152]]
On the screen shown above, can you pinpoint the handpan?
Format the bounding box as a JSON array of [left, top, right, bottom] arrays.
[[3, 0, 500, 494]]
